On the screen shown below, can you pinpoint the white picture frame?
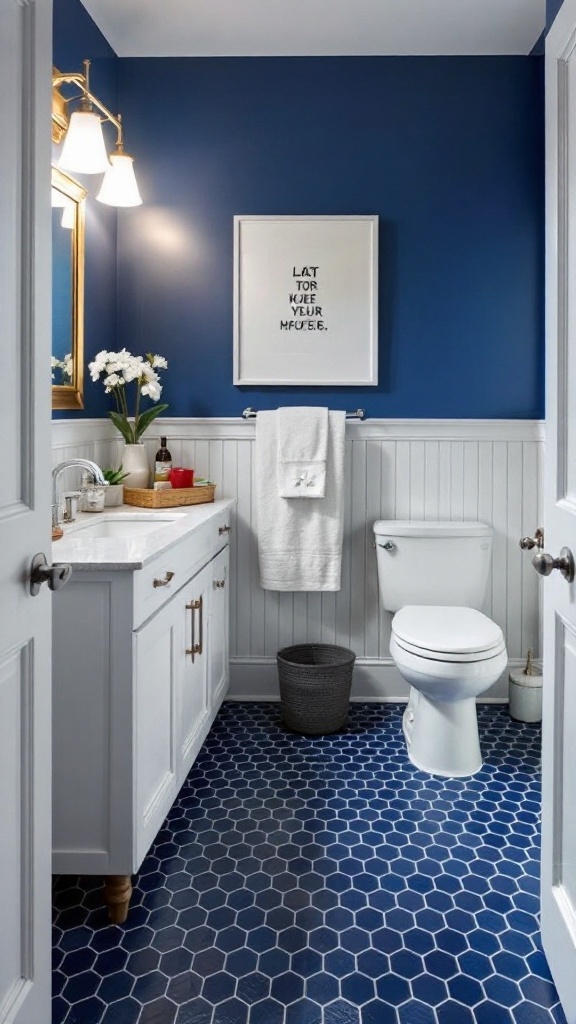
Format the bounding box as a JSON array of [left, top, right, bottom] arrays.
[[233, 215, 378, 386]]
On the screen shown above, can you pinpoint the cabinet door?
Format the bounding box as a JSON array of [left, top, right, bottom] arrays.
[[179, 565, 210, 779], [209, 546, 230, 709], [133, 600, 180, 868]]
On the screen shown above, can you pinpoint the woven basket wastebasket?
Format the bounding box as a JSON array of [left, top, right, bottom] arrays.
[[276, 643, 356, 735]]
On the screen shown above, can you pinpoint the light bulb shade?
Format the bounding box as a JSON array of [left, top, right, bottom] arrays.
[[96, 153, 143, 207], [59, 110, 109, 174], [51, 187, 67, 208], [61, 203, 75, 229]]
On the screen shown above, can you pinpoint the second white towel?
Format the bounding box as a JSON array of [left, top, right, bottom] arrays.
[[277, 406, 328, 498]]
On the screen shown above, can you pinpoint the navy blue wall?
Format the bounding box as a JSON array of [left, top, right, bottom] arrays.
[[52, 0, 118, 417], [51, 1, 545, 420], [547, 0, 565, 28], [115, 57, 544, 419]]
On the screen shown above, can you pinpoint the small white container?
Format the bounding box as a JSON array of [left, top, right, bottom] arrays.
[[80, 484, 107, 513], [104, 484, 124, 507], [509, 660, 542, 723]]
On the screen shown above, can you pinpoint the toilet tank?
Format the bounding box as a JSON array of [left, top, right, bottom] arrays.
[[373, 520, 493, 613]]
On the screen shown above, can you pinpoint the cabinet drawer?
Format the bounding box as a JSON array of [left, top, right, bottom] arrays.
[[133, 508, 233, 628]]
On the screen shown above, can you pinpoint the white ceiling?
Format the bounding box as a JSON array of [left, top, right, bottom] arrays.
[[80, 0, 546, 58]]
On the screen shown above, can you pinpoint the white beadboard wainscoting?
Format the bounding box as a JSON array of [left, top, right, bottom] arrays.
[[52, 418, 544, 702]]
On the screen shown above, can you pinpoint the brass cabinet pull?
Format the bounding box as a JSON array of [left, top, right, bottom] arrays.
[[186, 597, 203, 659], [219, 524, 231, 535], [153, 571, 175, 588]]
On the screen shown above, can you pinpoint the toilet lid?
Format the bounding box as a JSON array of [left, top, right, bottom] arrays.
[[391, 606, 505, 656]]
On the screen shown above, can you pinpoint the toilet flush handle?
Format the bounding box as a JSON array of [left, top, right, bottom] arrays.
[[378, 541, 397, 552]]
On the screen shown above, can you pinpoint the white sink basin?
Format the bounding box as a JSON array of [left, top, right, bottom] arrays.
[[65, 513, 185, 540]]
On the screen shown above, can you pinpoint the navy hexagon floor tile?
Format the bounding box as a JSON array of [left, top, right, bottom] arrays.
[[53, 702, 567, 1023]]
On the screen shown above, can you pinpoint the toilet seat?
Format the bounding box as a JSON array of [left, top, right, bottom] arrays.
[[393, 634, 506, 664], [391, 606, 505, 664]]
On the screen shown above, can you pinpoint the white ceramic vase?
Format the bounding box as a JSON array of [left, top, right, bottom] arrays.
[[122, 444, 150, 488]]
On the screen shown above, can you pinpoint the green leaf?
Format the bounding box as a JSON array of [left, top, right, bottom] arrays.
[[103, 466, 130, 484], [134, 404, 169, 441], [109, 411, 135, 444]]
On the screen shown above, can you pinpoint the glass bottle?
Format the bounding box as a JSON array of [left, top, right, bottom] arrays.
[[154, 436, 172, 482]]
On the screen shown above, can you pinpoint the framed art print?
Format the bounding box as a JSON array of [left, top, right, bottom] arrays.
[[233, 215, 378, 386]]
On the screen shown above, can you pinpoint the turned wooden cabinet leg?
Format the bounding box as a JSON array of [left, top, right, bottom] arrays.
[[104, 874, 132, 924]]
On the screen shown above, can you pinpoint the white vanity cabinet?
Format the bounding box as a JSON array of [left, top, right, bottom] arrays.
[[52, 501, 233, 921]]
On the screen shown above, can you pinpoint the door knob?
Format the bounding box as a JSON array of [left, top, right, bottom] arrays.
[[30, 552, 72, 596], [532, 547, 575, 583], [519, 527, 544, 551]]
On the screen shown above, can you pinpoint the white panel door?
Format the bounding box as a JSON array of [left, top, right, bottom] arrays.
[[0, 1, 53, 1022], [542, 4, 576, 1018]]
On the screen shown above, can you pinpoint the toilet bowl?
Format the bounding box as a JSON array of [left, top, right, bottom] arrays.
[[373, 520, 508, 778], [391, 606, 507, 776]]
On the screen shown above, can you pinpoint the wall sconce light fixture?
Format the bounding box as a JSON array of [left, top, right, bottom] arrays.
[[52, 60, 142, 208], [51, 184, 75, 227]]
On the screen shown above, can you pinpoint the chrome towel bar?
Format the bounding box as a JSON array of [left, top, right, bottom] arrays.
[[242, 406, 365, 420]]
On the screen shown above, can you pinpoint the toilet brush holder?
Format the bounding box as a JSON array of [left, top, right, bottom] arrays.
[[509, 650, 542, 723]]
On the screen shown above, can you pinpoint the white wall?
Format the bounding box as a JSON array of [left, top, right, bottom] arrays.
[[52, 417, 544, 701]]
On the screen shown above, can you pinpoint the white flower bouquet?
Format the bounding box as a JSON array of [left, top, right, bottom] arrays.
[[51, 353, 73, 382], [88, 349, 169, 444]]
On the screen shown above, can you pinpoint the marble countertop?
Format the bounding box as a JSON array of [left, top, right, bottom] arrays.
[[52, 498, 236, 571]]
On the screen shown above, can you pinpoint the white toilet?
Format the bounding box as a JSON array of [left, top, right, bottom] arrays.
[[374, 520, 508, 778]]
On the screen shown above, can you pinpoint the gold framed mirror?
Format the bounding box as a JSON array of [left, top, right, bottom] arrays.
[[51, 166, 87, 410]]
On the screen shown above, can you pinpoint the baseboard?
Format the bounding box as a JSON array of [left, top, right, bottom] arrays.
[[228, 656, 519, 703]]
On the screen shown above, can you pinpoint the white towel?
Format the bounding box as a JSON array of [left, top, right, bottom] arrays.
[[277, 406, 328, 498], [256, 410, 346, 591]]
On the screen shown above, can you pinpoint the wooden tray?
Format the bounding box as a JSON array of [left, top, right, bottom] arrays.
[[123, 484, 216, 508]]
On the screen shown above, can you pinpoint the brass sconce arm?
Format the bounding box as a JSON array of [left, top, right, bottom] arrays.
[[52, 57, 142, 206], [52, 60, 124, 145]]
